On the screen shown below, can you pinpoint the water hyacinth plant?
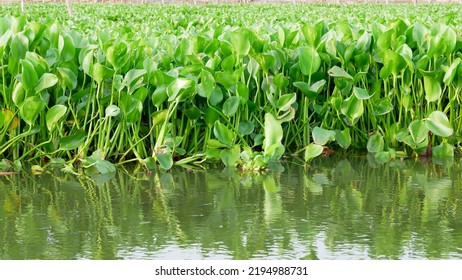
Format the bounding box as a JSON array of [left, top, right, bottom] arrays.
[[0, 3, 462, 174]]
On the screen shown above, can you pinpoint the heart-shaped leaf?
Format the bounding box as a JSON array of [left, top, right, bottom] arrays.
[[46, 104, 67, 132], [214, 121, 234, 147], [304, 143, 323, 162], [426, 111, 453, 137], [59, 130, 86, 150]]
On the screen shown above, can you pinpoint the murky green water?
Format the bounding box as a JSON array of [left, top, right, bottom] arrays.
[[1, 155, 462, 260]]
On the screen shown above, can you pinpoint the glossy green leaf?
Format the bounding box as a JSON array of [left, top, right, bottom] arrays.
[[335, 128, 351, 149], [92, 62, 114, 84], [204, 107, 220, 128], [59, 130, 86, 150], [353, 87, 372, 100], [408, 120, 428, 144], [81, 150, 116, 174], [57, 67, 77, 90], [424, 76, 442, 102], [236, 82, 249, 104], [156, 152, 173, 170], [263, 113, 283, 157], [304, 143, 323, 162], [105, 104, 120, 118], [276, 93, 296, 112], [152, 109, 168, 126], [222, 96, 240, 117], [214, 71, 234, 90], [213, 121, 234, 147], [12, 82, 25, 106], [312, 127, 336, 145], [11, 33, 28, 61], [152, 85, 168, 108], [21, 59, 38, 91], [373, 98, 394, 115], [220, 145, 240, 167], [59, 34, 75, 63], [367, 132, 384, 153], [19, 96, 46, 126], [238, 120, 254, 136], [184, 105, 201, 120], [432, 143, 454, 158], [167, 78, 193, 101], [425, 111, 453, 137], [46, 104, 67, 132], [231, 28, 251, 58], [298, 46, 321, 76], [328, 66, 353, 80], [341, 95, 363, 123], [443, 58, 460, 86], [35, 73, 58, 93], [124, 69, 147, 89], [106, 41, 129, 70]]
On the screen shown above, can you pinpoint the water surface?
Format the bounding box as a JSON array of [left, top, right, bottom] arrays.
[[1, 155, 462, 259]]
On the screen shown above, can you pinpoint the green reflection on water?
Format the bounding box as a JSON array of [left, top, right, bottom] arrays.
[[1, 156, 462, 260]]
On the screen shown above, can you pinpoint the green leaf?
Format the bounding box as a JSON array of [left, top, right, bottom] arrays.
[[222, 96, 240, 117], [92, 62, 114, 84], [57, 67, 77, 90], [424, 76, 442, 102], [231, 28, 251, 58], [209, 87, 223, 106], [220, 145, 241, 167], [11, 33, 28, 61], [12, 82, 25, 106], [59, 34, 75, 63], [236, 81, 249, 104], [184, 105, 201, 120], [46, 104, 67, 132], [432, 143, 454, 158], [81, 150, 116, 174], [19, 96, 46, 126], [105, 104, 120, 118], [200, 68, 216, 95], [341, 95, 364, 124], [312, 127, 336, 145], [304, 143, 323, 162], [298, 46, 321, 76], [156, 152, 173, 170], [21, 59, 38, 91], [152, 85, 168, 108], [276, 93, 296, 112], [443, 58, 460, 86], [124, 69, 147, 89], [106, 41, 129, 70], [373, 98, 394, 115], [35, 73, 58, 93], [152, 109, 167, 126], [367, 132, 384, 153], [213, 121, 234, 147], [335, 128, 351, 149], [238, 120, 254, 136], [328, 66, 353, 80], [353, 87, 372, 100], [215, 71, 234, 90], [59, 130, 86, 150], [167, 78, 193, 101], [263, 113, 283, 157], [408, 120, 428, 144], [426, 111, 453, 137], [293, 80, 325, 98], [204, 107, 220, 128]]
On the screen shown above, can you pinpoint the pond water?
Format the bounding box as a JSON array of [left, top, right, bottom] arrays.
[[1, 155, 462, 260]]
